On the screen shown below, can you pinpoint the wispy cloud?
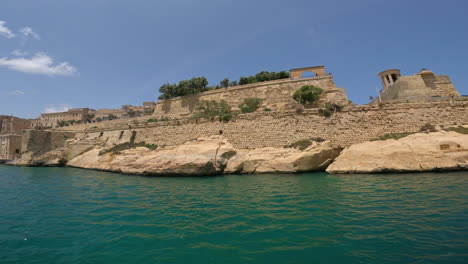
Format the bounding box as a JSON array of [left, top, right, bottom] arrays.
[[20, 27, 40, 40], [44, 104, 72, 113], [0, 20, 15, 39], [11, 49, 29, 56], [9, 90, 25, 96], [0, 52, 78, 77]]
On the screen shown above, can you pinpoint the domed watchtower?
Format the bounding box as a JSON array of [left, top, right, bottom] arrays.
[[378, 69, 401, 89]]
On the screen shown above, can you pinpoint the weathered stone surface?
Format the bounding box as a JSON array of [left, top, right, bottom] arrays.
[[326, 131, 468, 174], [12, 149, 66, 167], [225, 141, 340, 174], [65, 137, 339, 176], [67, 136, 237, 176], [54, 101, 468, 150]]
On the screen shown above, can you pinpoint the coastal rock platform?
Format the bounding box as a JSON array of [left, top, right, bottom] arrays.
[[326, 131, 468, 174]]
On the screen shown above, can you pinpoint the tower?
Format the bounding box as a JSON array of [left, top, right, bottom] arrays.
[[378, 69, 401, 90]]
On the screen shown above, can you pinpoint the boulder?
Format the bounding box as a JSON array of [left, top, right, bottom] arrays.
[[326, 131, 468, 174], [67, 136, 237, 176], [225, 141, 340, 174]]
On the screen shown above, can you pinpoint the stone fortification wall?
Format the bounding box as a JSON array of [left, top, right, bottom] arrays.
[[152, 76, 347, 119], [59, 102, 468, 149], [22, 130, 76, 155]]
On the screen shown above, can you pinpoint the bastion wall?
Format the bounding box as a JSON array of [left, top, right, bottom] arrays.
[[49, 101, 468, 150], [152, 76, 347, 119]]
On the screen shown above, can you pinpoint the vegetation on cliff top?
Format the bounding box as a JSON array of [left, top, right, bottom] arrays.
[[158, 71, 290, 99]]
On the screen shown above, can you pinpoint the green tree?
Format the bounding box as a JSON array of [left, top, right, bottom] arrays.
[[158, 77, 210, 99], [108, 114, 117, 120], [239, 98, 263, 113], [292, 85, 323, 106], [220, 78, 230, 88], [239, 77, 249, 85]]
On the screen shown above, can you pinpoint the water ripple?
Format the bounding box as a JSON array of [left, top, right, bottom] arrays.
[[0, 166, 467, 263]]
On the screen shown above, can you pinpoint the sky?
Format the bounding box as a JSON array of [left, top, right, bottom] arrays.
[[0, 0, 467, 118]]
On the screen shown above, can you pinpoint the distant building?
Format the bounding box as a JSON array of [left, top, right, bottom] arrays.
[[0, 116, 32, 134], [31, 108, 91, 128], [373, 68, 461, 104]]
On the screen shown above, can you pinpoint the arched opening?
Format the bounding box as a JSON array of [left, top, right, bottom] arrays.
[[301, 71, 317, 78], [15, 149, 20, 154]]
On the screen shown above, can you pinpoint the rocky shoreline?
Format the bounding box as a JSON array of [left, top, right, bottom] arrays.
[[6, 130, 468, 176]]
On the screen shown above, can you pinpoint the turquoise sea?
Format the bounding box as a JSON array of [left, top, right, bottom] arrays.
[[0, 165, 467, 263]]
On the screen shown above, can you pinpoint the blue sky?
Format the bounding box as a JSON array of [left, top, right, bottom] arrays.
[[1, 0, 467, 118]]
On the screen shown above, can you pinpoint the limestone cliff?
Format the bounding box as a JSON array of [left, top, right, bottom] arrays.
[[67, 136, 339, 176], [326, 131, 468, 174]]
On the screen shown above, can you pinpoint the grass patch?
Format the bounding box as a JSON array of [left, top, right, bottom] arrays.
[[99, 141, 158, 156], [372, 132, 413, 141], [444, 126, 468, 134]]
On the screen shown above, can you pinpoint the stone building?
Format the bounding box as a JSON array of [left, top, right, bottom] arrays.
[[32, 108, 91, 128], [0, 134, 22, 161], [374, 68, 460, 103], [0, 116, 31, 134]]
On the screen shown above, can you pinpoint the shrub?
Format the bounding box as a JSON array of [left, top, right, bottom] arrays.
[[147, 118, 158, 123], [239, 98, 263, 113], [323, 102, 342, 113], [263, 108, 272, 112], [193, 100, 233, 122], [292, 85, 323, 105], [159, 117, 170, 122], [444, 126, 468, 134], [420, 123, 436, 132], [318, 108, 331, 117], [287, 139, 312, 151], [372, 132, 413, 141]]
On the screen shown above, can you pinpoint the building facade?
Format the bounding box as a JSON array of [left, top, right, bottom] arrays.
[[32, 108, 91, 128]]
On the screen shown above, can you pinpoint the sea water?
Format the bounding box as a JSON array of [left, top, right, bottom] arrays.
[[0, 165, 467, 263]]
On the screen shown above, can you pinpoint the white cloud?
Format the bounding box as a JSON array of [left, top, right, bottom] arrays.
[[0, 20, 15, 39], [11, 49, 29, 56], [20, 27, 40, 40], [9, 90, 25, 96], [0, 52, 78, 77], [44, 104, 72, 113]]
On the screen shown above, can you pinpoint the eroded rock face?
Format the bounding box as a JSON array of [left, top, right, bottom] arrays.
[[225, 141, 340, 174], [11, 149, 66, 167], [67, 136, 237, 176], [66, 136, 340, 176], [326, 131, 468, 174]]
